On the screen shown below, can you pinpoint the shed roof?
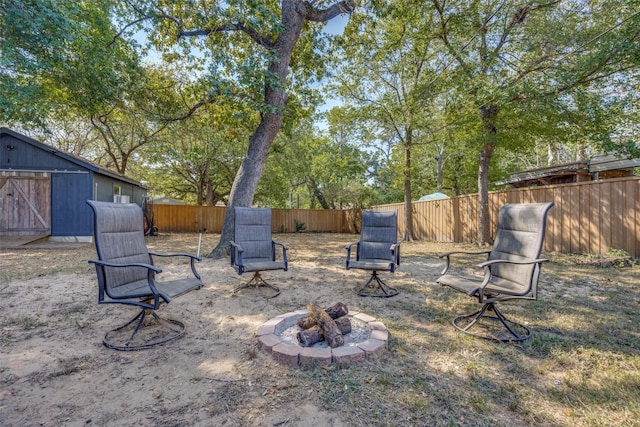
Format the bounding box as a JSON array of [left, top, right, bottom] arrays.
[[0, 127, 145, 188]]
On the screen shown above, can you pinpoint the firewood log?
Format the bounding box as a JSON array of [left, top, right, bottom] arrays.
[[306, 302, 344, 348], [296, 302, 348, 330], [297, 317, 352, 347]]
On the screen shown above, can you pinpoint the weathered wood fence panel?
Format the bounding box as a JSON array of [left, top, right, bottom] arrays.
[[153, 206, 358, 234], [152, 176, 640, 257]]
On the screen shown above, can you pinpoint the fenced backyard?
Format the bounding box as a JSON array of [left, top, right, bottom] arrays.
[[153, 176, 640, 257]]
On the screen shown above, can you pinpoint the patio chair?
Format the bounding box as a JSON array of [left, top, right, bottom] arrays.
[[87, 200, 202, 350], [436, 202, 554, 342], [345, 209, 400, 297], [230, 207, 288, 298]]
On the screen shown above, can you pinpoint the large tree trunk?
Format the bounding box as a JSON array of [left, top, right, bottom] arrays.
[[208, 0, 355, 258], [477, 105, 498, 245]]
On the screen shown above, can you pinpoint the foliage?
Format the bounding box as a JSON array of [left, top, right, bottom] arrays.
[[260, 114, 372, 209], [1, 0, 141, 126], [134, 99, 255, 205]]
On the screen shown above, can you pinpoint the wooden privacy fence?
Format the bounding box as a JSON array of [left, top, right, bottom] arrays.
[[153, 205, 359, 234], [152, 176, 640, 257], [374, 176, 640, 258]]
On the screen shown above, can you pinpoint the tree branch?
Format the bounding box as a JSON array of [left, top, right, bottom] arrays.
[[179, 21, 276, 49], [296, 0, 356, 23]]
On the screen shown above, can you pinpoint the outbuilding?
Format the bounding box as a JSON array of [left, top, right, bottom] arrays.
[[0, 127, 146, 241]]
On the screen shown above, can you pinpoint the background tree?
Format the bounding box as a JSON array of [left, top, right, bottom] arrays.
[[431, 0, 640, 243], [1, 0, 141, 128], [332, 2, 447, 240], [262, 114, 371, 210], [136, 101, 253, 205], [111, 0, 357, 256]]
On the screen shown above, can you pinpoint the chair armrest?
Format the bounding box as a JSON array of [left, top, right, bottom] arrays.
[[88, 259, 162, 273], [230, 240, 243, 268], [471, 258, 549, 301], [273, 240, 289, 266], [438, 250, 491, 258], [273, 240, 288, 250], [345, 241, 360, 268], [390, 243, 400, 266], [438, 250, 491, 275], [477, 258, 549, 268], [148, 252, 202, 280], [149, 252, 201, 262], [88, 259, 169, 307]]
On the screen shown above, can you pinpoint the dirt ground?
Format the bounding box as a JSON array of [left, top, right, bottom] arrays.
[[0, 233, 449, 426], [0, 232, 637, 426]]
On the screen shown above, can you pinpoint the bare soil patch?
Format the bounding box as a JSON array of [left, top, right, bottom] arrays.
[[1, 233, 638, 426]]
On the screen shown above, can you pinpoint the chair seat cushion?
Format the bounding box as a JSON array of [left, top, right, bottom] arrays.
[[107, 278, 202, 300], [348, 259, 394, 271], [437, 274, 529, 296], [240, 259, 286, 272]]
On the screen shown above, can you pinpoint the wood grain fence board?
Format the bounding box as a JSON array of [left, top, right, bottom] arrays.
[[635, 180, 640, 257], [579, 183, 589, 253], [611, 181, 625, 252], [542, 187, 556, 252], [569, 184, 580, 253], [600, 181, 612, 253], [589, 183, 601, 254], [623, 179, 636, 256], [560, 186, 570, 253]]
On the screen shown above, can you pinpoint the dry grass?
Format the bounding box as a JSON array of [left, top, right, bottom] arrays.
[[0, 232, 639, 426]]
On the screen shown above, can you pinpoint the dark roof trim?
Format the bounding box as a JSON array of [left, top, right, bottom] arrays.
[[0, 127, 145, 188]]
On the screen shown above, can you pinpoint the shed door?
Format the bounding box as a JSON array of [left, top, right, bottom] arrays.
[[0, 174, 51, 236]]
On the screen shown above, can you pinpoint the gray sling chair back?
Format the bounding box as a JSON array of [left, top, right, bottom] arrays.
[[436, 202, 554, 342], [345, 209, 400, 297], [87, 201, 203, 350], [230, 207, 289, 298]]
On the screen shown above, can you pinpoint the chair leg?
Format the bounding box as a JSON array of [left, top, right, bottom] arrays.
[[452, 302, 532, 342], [103, 308, 186, 351], [357, 271, 399, 298], [233, 271, 280, 298]]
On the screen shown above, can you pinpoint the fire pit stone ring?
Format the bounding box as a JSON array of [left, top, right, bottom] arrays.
[[257, 310, 389, 369]]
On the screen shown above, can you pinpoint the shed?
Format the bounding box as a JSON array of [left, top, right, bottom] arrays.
[[0, 127, 147, 241]]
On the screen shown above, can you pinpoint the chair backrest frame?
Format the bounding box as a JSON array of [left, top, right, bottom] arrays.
[[233, 207, 275, 261], [488, 202, 554, 297], [87, 201, 152, 298], [358, 210, 399, 263]]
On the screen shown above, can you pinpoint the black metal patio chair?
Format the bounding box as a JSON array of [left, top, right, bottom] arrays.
[[230, 207, 288, 298], [345, 209, 400, 297], [437, 202, 554, 342], [87, 200, 202, 350]]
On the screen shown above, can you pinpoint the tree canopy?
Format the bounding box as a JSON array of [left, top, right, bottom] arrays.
[[2, 0, 639, 247]]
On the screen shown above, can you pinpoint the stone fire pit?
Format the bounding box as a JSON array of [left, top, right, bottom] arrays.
[[257, 310, 389, 369]]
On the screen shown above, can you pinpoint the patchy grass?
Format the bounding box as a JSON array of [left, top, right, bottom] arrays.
[[0, 233, 638, 426]]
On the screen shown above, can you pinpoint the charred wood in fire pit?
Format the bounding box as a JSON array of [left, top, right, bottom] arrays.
[[297, 317, 352, 347], [296, 302, 348, 330], [306, 302, 344, 348]]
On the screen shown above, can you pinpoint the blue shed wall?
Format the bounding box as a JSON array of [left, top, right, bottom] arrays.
[[51, 172, 93, 236]]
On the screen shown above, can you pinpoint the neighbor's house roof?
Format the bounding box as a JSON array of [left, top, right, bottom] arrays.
[[0, 127, 145, 188], [494, 153, 640, 188]]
